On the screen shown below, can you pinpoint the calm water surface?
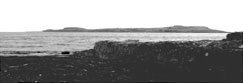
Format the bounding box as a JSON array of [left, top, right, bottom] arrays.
[[0, 32, 227, 56]]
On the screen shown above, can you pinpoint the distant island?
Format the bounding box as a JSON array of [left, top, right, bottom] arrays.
[[43, 25, 227, 33]]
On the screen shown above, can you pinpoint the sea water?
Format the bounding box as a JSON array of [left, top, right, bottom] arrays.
[[0, 32, 227, 56]]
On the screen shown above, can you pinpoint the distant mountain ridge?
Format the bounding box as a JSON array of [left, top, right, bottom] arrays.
[[43, 25, 227, 33]]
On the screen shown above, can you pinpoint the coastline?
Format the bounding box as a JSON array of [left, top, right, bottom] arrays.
[[42, 25, 228, 33], [0, 32, 242, 82]]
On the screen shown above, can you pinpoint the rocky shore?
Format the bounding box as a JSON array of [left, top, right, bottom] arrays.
[[0, 32, 242, 82]]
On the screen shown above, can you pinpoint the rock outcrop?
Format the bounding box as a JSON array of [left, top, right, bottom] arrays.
[[90, 32, 242, 82], [226, 32, 242, 40]]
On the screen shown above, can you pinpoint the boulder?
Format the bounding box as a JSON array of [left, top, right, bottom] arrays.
[[93, 40, 206, 61], [226, 32, 242, 40], [91, 39, 242, 82], [61, 51, 70, 55]]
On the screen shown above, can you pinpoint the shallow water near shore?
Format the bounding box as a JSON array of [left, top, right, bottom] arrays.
[[0, 32, 227, 56]]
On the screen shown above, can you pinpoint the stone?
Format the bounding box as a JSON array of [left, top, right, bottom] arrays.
[[226, 32, 242, 40], [61, 51, 70, 55]]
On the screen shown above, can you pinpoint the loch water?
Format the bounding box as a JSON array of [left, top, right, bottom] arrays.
[[0, 32, 227, 56]]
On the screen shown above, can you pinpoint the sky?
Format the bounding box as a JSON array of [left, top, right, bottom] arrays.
[[0, 0, 242, 32]]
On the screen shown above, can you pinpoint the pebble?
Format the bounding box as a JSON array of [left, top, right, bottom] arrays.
[[64, 65, 74, 68], [23, 64, 28, 66], [83, 69, 88, 72], [89, 64, 95, 67], [9, 66, 19, 68], [3, 70, 8, 72], [239, 45, 243, 48], [205, 52, 209, 56]]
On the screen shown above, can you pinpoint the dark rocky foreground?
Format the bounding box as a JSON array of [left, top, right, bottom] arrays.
[[0, 32, 242, 82]]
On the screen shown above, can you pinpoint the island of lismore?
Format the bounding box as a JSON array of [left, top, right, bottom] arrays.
[[43, 25, 227, 33]]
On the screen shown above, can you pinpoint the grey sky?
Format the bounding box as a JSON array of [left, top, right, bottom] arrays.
[[0, 0, 242, 32]]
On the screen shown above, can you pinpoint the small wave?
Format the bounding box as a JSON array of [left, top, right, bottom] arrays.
[[55, 44, 71, 46]]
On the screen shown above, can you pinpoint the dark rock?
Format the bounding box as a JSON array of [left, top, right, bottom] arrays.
[[94, 40, 202, 60], [226, 32, 242, 40], [61, 51, 70, 55], [92, 39, 242, 82]]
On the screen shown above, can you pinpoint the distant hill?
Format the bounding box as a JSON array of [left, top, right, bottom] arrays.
[[43, 25, 227, 33]]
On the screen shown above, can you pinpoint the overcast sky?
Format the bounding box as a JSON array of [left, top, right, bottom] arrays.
[[0, 0, 242, 32]]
